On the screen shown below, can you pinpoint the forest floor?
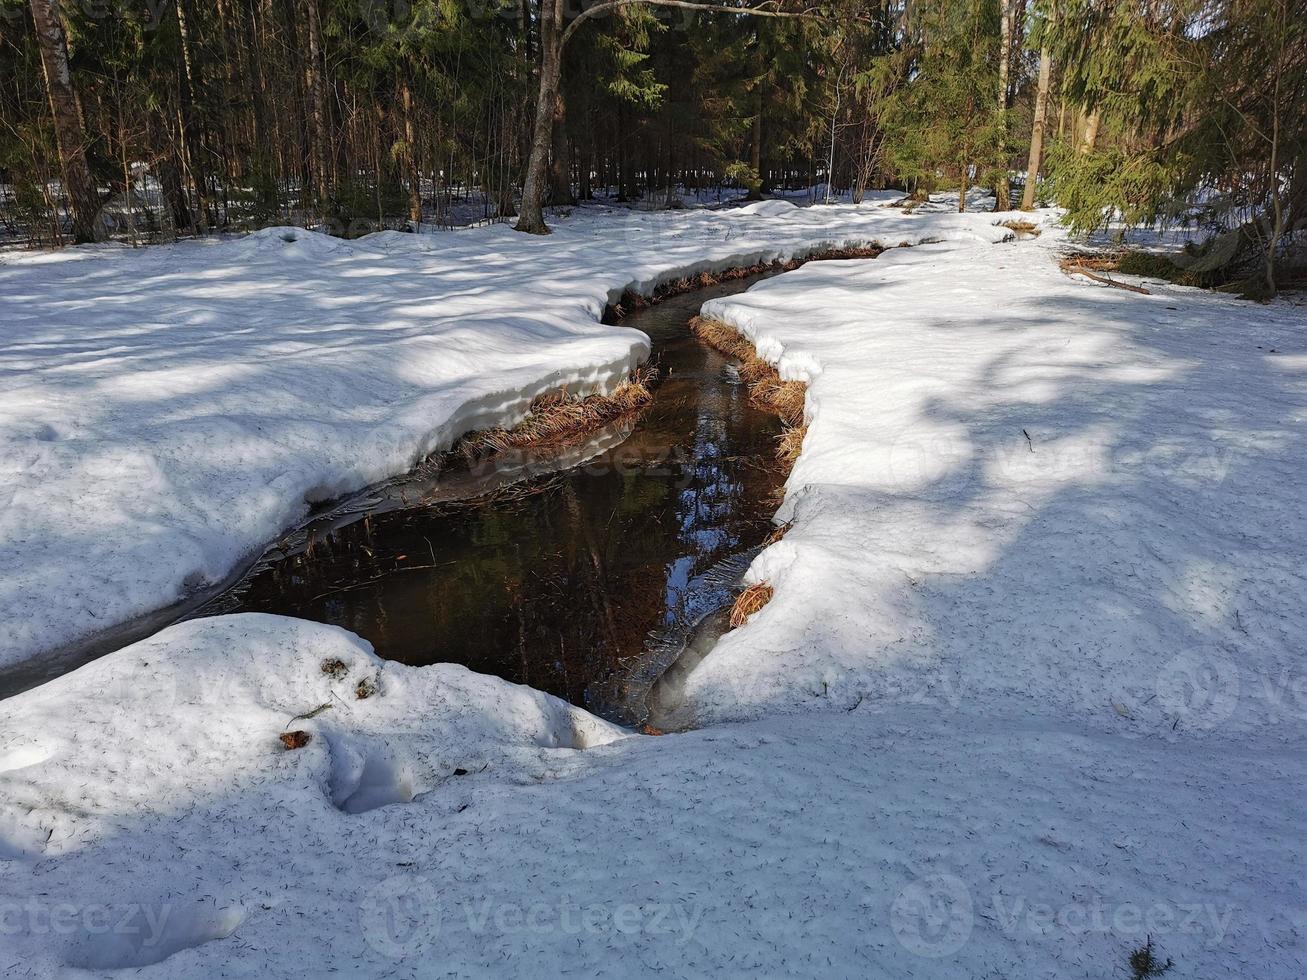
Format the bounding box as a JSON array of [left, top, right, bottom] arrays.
[[1, 200, 1305, 978]]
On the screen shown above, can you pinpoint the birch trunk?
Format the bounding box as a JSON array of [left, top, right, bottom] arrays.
[[1021, 32, 1053, 210], [994, 0, 1012, 210], [1080, 108, 1100, 154], [28, 0, 101, 242]]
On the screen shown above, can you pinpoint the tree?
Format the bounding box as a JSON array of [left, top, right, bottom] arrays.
[[27, 0, 101, 242], [876, 0, 1007, 212], [1020, 0, 1054, 210], [301, 0, 331, 210], [844, 6, 908, 203], [4, 0, 1295, 265], [514, 0, 837, 234], [993, 0, 1019, 208], [1044, 0, 1306, 294]]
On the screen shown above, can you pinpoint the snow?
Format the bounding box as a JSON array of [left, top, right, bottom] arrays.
[[2, 203, 1306, 977], [2, 617, 1304, 976], [692, 227, 1307, 742], [0, 202, 974, 674], [734, 199, 801, 217]]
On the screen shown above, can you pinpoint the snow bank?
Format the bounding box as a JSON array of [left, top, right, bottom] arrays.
[[0, 614, 631, 973], [0, 201, 977, 673], [1, 616, 621, 857], [734, 199, 800, 217], [694, 227, 1307, 741], [1, 616, 1302, 977]]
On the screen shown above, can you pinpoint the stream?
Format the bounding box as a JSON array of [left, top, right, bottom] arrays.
[[191, 272, 791, 727]]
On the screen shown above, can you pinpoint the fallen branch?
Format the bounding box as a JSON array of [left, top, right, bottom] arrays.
[[1063, 265, 1151, 295]]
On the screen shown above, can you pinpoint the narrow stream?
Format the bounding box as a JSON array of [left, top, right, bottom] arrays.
[[201, 273, 790, 726]]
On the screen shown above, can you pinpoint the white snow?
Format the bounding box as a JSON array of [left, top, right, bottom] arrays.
[[2, 203, 1306, 978], [693, 227, 1307, 742], [734, 199, 801, 217], [0, 202, 969, 673]]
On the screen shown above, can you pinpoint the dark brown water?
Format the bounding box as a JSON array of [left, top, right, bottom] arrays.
[[208, 275, 788, 725]]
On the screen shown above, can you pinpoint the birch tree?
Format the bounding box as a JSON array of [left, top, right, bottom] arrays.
[[27, 0, 100, 242], [1020, 0, 1054, 210]]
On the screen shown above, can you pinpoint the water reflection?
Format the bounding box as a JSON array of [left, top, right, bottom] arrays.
[[223, 276, 786, 724]]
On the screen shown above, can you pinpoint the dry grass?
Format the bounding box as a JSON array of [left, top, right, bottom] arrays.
[[738, 357, 776, 385], [730, 582, 774, 628], [763, 521, 793, 546], [811, 244, 883, 261], [769, 382, 807, 427], [691, 314, 812, 635], [1063, 246, 1290, 298], [460, 364, 656, 459], [775, 422, 807, 463], [1058, 253, 1153, 294], [750, 377, 807, 427], [690, 316, 809, 429], [1058, 252, 1121, 273], [689, 315, 757, 362], [999, 218, 1041, 237]]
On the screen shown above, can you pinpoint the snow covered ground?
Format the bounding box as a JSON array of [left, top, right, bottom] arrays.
[[2, 203, 1305, 977], [692, 225, 1307, 742], [0, 194, 918, 675]]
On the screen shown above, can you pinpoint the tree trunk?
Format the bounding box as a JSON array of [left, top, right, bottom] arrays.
[[579, 126, 593, 201], [174, 0, 211, 231], [516, 0, 562, 234], [1080, 107, 1100, 154], [1263, 15, 1286, 297], [746, 87, 763, 200], [243, 0, 271, 174], [302, 0, 331, 210], [959, 165, 968, 212], [1287, 147, 1307, 232], [1259, 0, 1291, 297], [994, 0, 1012, 210], [664, 112, 676, 204], [402, 81, 421, 225], [157, 130, 193, 232], [29, 0, 101, 242], [825, 66, 840, 204], [549, 85, 574, 205], [616, 103, 629, 201], [1021, 38, 1053, 210]]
